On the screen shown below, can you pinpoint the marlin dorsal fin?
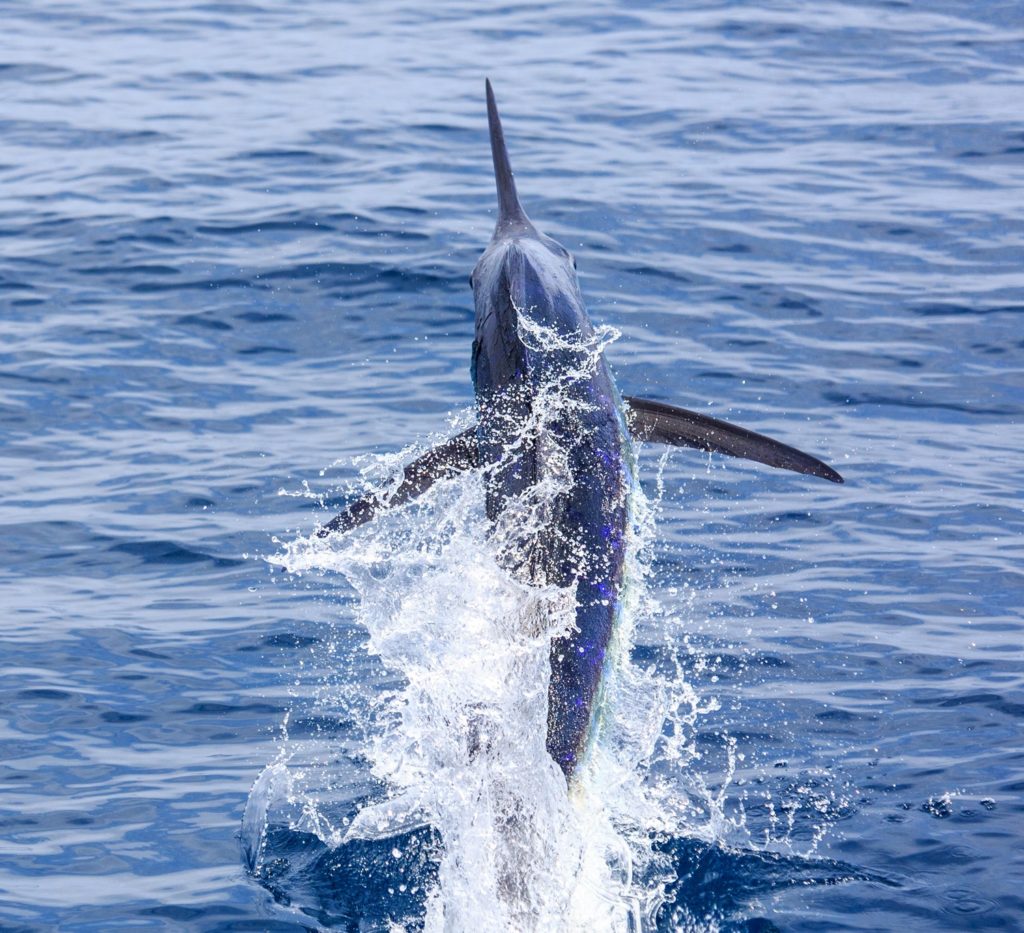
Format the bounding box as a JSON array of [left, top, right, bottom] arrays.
[[486, 79, 531, 232]]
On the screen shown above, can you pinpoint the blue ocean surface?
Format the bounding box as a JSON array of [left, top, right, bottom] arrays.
[[2, 1, 1023, 930]]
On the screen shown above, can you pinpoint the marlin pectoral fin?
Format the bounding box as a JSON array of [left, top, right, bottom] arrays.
[[317, 428, 480, 537], [624, 396, 844, 484]]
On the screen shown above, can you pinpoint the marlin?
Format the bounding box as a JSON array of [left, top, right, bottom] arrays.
[[319, 80, 842, 781]]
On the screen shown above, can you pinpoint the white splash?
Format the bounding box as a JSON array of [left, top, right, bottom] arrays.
[[245, 322, 844, 930], [262, 432, 655, 928]]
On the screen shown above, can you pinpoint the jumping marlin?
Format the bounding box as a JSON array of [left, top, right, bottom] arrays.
[[319, 80, 842, 781]]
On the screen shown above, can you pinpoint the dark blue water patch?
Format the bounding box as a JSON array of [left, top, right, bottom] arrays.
[[277, 714, 359, 740], [249, 824, 441, 931], [0, 523, 248, 580], [0, 62, 81, 84], [912, 302, 1024, 317], [180, 701, 286, 716], [78, 263, 182, 278], [822, 391, 1019, 418], [652, 837, 896, 933], [238, 345, 296, 356], [100, 710, 149, 723], [261, 632, 321, 649], [0, 276, 36, 293], [261, 262, 452, 289], [175, 312, 235, 330], [249, 819, 885, 933], [0, 369, 72, 386], [197, 218, 329, 236], [135, 276, 257, 293], [239, 149, 343, 165], [913, 692, 1024, 719], [109, 540, 243, 569], [0, 120, 170, 149], [235, 311, 297, 323], [16, 688, 73, 701]]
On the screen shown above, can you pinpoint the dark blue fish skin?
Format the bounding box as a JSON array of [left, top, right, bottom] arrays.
[[471, 231, 632, 778]]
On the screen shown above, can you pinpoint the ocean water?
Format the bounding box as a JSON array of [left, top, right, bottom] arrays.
[[2, 1, 1023, 930]]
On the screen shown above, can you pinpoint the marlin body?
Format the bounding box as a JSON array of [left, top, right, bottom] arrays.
[[470, 119, 634, 773], [320, 80, 842, 781]]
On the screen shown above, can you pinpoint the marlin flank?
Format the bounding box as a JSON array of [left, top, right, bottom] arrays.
[[317, 79, 843, 781]]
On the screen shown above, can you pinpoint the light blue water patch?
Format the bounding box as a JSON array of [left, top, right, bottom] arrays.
[[1, 1, 1022, 930]]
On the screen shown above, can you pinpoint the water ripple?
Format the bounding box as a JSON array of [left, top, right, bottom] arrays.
[[1, 0, 1022, 929]]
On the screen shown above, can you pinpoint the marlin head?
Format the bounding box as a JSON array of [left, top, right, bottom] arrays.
[[472, 80, 588, 371], [471, 81, 597, 524]]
